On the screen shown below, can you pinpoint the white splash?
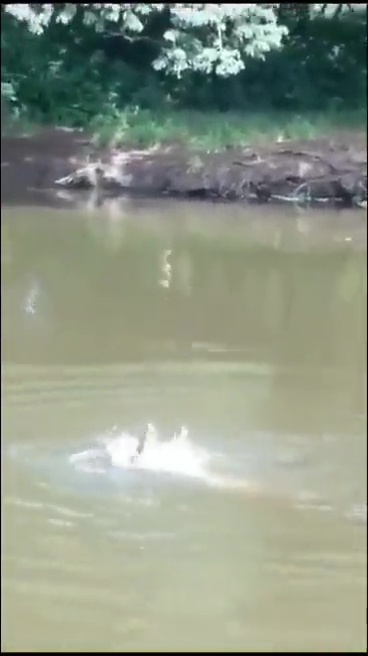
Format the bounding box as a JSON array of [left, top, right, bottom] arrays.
[[133, 426, 209, 478], [70, 425, 211, 481], [105, 433, 141, 468], [69, 424, 262, 494]]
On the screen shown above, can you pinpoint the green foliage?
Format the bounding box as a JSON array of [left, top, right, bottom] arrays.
[[1, 3, 366, 133], [2, 4, 288, 77], [1, 7, 165, 125], [173, 7, 367, 111], [90, 107, 366, 150], [153, 5, 287, 77]]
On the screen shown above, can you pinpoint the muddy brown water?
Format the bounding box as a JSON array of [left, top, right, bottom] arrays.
[[1, 199, 367, 652]]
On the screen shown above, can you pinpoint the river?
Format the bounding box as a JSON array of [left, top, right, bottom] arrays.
[[1, 199, 367, 652]]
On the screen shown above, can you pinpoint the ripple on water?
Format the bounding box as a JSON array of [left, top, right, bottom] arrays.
[[5, 426, 367, 534]]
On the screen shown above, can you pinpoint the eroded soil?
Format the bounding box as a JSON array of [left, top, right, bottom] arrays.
[[1, 127, 367, 208]]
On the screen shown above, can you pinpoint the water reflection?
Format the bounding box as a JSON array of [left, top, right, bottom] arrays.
[[1, 203, 366, 376], [158, 249, 172, 289]]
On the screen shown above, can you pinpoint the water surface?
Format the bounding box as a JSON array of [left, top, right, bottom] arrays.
[[1, 200, 367, 652]]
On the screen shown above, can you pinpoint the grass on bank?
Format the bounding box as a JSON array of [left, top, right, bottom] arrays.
[[89, 107, 367, 150], [2, 105, 367, 151]]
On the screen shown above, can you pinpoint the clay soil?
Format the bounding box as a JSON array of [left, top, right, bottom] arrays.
[[1, 127, 366, 208]]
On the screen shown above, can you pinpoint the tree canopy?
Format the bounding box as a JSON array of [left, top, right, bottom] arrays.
[[3, 4, 289, 77], [1, 3, 366, 124]]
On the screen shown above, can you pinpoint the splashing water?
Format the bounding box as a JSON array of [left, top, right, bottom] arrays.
[[68, 425, 264, 497], [69, 425, 212, 482], [8, 425, 365, 519]]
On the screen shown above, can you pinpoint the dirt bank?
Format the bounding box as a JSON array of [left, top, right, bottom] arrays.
[[1, 128, 367, 208]]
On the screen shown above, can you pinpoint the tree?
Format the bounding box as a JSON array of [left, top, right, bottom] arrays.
[[2, 3, 365, 120], [2, 4, 288, 77]]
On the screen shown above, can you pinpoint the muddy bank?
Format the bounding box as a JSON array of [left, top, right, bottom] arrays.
[[1, 128, 367, 208]]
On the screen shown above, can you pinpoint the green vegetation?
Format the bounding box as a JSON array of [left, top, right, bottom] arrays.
[[89, 107, 367, 149], [1, 4, 367, 148]]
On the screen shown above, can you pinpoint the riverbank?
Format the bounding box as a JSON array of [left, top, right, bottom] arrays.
[[1, 119, 367, 208]]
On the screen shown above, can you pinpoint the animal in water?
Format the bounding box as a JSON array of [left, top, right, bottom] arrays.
[[72, 423, 189, 471], [129, 424, 188, 465], [130, 422, 157, 464]]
